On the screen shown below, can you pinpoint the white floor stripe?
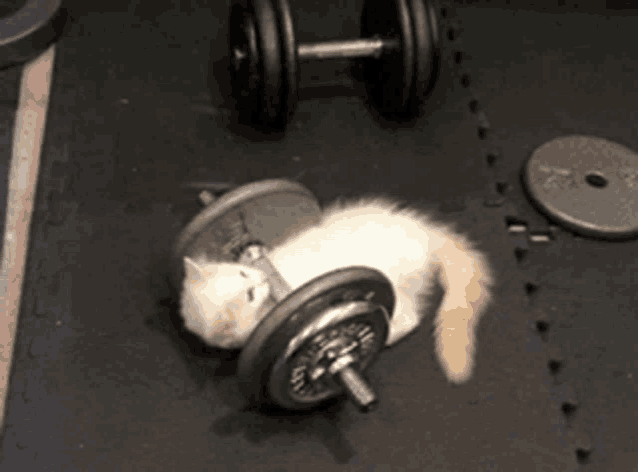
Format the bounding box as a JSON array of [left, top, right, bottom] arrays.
[[0, 45, 56, 431]]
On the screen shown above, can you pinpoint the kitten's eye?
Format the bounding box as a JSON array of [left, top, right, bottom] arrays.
[[240, 271, 248, 278], [247, 287, 254, 302]]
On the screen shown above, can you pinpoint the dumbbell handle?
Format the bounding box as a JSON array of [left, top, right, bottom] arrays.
[[298, 37, 400, 61], [238, 245, 292, 302]]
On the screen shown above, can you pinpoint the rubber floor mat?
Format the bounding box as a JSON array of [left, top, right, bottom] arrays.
[[1, 1, 636, 471]]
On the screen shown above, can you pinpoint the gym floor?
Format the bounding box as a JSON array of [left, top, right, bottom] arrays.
[[1, 0, 638, 470]]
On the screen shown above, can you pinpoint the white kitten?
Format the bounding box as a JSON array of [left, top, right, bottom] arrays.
[[180, 196, 492, 384], [180, 257, 272, 350]]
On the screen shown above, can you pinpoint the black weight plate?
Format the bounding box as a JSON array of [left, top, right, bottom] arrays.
[[237, 267, 395, 410], [273, 0, 299, 126], [409, 0, 438, 113], [249, 0, 284, 125], [0, 0, 67, 69], [171, 179, 321, 289], [229, 2, 261, 124], [361, 0, 414, 116]]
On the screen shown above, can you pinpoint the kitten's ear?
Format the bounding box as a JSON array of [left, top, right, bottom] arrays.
[[184, 257, 205, 282]]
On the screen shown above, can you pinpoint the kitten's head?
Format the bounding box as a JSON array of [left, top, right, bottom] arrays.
[[180, 257, 271, 349]]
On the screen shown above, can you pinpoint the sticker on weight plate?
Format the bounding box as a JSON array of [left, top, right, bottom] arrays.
[[537, 164, 578, 192]]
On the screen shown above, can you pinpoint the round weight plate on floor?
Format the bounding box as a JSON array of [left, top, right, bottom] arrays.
[[229, 2, 261, 123], [522, 135, 638, 239], [268, 300, 390, 410], [361, 0, 414, 116], [0, 0, 67, 69], [249, 0, 284, 125], [273, 0, 298, 126], [409, 0, 438, 112], [171, 179, 322, 289], [237, 267, 395, 410]]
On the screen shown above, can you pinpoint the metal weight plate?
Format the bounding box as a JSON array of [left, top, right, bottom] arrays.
[[273, 0, 299, 126], [249, 0, 284, 125], [361, 0, 414, 116], [522, 135, 638, 240], [268, 300, 390, 410], [171, 178, 322, 289], [0, 0, 67, 69], [237, 267, 395, 410], [229, 2, 261, 123], [409, 0, 439, 113]]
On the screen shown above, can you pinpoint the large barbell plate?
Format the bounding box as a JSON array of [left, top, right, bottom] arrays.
[[361, 0, 414, 116], [250, 0, 284, 124], [268, 300, 390, 410], [0, 0, 67, 69], [409, 0, 439, 113], [171, 179, 322, 289], [273, 0, 299, 126], [522, 135, 638, 240], [237, 267, 395, 410]]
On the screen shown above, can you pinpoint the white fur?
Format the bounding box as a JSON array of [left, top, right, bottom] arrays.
[[180, 196, 492, 384], [180, 257, 272, 349]]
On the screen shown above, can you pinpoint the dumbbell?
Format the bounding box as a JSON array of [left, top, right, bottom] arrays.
[[172, 179, 395, 412], [228, 0, 440, 129]]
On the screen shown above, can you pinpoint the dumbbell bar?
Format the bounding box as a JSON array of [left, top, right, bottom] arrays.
[[228, 0, 439, 129], [234, 37, 399, 65], [298, 37, 400, 61]]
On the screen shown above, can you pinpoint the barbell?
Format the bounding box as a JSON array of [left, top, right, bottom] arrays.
[[228, 0, 440, 129], [172, 179, 395, 412]]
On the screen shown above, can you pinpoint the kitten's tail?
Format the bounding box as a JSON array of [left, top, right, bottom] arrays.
[[431, 235, 492, 384]]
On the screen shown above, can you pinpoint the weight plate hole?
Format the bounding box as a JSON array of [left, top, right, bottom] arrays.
[[461, 74, 471, 88], [454, 51, 463, 65], [585, 173, 608, 189], [447, 28, 456, 41], [440, 7, 448, 19]]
